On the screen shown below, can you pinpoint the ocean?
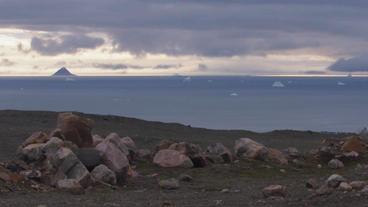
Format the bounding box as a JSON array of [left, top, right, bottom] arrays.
[[0, 76, 367, 132]]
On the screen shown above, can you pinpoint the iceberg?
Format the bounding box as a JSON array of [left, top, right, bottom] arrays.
[[272, 81, 285, 88]]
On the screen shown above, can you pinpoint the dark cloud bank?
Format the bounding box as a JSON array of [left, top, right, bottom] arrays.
[[328, 56, 368, 72], [0, 0, 367, 62]]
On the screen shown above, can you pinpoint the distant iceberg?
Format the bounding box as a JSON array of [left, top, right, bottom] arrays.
[[272, 81, 285, 88], [337, 81, 346, 86], [183, 76, 191, 82], [230, 92, 238, 96]]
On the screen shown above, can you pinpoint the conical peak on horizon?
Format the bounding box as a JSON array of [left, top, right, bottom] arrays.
[[52, 67, 76, 76]]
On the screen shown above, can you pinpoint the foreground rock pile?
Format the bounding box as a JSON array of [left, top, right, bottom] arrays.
[[1, 112, 368, 200]]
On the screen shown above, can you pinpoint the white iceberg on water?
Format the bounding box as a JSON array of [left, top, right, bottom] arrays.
[[272, 81, 285, 88], [337, 81, 346, 86], [183, 76, 191, 82]]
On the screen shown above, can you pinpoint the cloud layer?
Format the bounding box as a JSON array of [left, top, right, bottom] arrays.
[[0, 0, 367, 58], [31, 34, 105, 55]]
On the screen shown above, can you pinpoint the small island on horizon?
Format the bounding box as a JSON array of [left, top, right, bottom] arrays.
[[52, 67, 76, 77]]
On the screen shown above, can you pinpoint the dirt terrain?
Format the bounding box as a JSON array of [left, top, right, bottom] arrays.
[[0, 110, 366, 207]]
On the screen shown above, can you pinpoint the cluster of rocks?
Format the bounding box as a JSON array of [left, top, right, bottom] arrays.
[[312, 136, 367, 169], [1, 113, 137, 193], [308, 174, 368, 196]]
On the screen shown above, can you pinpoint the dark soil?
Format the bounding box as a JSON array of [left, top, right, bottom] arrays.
[[0, 110, 365, 207]]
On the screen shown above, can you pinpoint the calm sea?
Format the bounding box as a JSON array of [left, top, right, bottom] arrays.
[[0, 76, 367, 132]]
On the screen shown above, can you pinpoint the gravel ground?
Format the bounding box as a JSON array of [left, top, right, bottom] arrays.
[[0, 110, 365, 207]]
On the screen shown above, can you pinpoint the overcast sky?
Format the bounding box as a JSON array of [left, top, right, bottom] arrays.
[[0, 0, 367, 76]]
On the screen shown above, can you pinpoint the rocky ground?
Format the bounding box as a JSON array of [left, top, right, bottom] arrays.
[[0, 110, 367, 207]]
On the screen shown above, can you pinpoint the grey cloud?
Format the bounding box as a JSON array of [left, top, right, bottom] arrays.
[[17, 43, 31, 54], [197, 64, 208, 71], [0, 58, 15, 66], [154, 64, 182, 69], [93, 63, 144, 70], [328, 56, 368, 72], [0, 1, 367, 57], [31, 34, 105, 56]]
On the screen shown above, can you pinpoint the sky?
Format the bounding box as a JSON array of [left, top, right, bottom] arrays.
[[0, 0, 368, 76]]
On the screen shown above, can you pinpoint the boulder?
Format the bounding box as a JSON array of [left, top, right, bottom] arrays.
[[75, 148, 103, 171], [104, 133, 130, 156], [121, 136, 137, 160], [338, 182, 352, 191], [137, 149, 152, 161], [315, 138, 342, 162], [328, 159, 344, 169], [326, 174, 346, 188], [206, 143, 233, 163], [168, 142, 206, 167], [48, 128, 65, 140], [265, 148, 288, 165], [21, 143, 45, 161], [262, 185, 287, 198], [21, 131, 49, 148], [153, 149, 193, 168], [341, 151, 359, 161], [91, 164, 117, 185], [43, 137, 64, 156], [57, 179, 85, 194], [159, 178, 180, 190], [155, 139, 176, 153], [56, 113, 94, 148], [234, 138, 268, 160], [95, 136, 129, 183], [341, 136, 366, 153], [92, 134, 104, 147], [350, 181, 367, 190], [52, 147, 91, 188]]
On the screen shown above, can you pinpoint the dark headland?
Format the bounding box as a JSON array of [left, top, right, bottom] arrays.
[[1, 110, 367, 207]]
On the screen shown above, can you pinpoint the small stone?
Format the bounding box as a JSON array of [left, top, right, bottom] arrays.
[[20, 170, 42, 180], [178, 174, 193, 182], [350, 181, 367, 190], [328, 159, 344, 169], [361, 186, 368, 194], [159, 178, 180, 190], [306, 178, 319, 189], [280, 169, 286, 173], [91, 164, 117, 185], [262, 185, 287, 198], [327, 174, 346, 188], [21, 143, 45, 161], [221, 188, 230, 193], [315, 184, 333, 196], [283, 147, 300, 158], [57, 179, 85, 195], [317, 164, 322, 168], [338, 182, 352, 191], [137, 149, 152, 161]]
